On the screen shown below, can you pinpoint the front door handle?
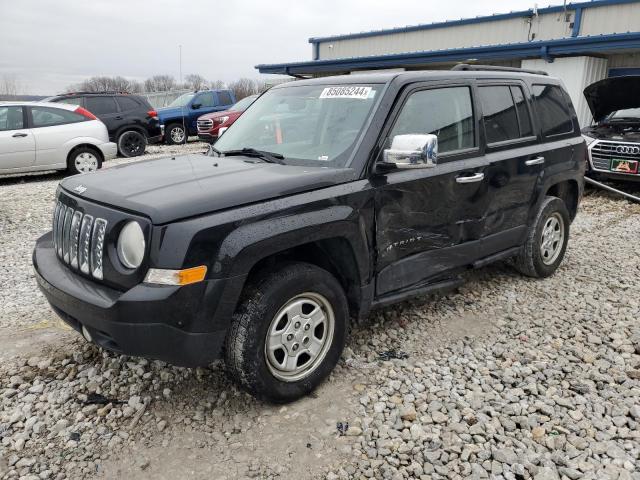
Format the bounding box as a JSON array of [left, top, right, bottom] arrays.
[[456, 172, 485, 184], [525, 156, 545, 166], [12, 132, 28, 138], [115, 116, 123, 120]]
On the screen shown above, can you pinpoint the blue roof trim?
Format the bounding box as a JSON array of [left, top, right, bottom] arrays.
[[307, 0, 640, 44], [257, 32, 640, 75]]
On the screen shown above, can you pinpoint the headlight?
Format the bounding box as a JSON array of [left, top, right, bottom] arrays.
[[215, 116, 229, 125], [582, 134, 596, 146], [117, 221, 145, 269]]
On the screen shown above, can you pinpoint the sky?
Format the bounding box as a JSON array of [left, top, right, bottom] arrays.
[[0, 0, 541, 95]]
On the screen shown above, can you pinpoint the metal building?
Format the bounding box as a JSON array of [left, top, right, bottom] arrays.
[[256, 0, 640, 126]]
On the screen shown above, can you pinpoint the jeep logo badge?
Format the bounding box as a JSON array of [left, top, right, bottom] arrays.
[[73, 185, 87, 194]]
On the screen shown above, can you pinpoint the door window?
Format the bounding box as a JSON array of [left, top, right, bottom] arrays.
[[479, 85, 534, 144], [85, 96, 118, 115], [0, 106, 24, 131], [389, 86, 475, 154], [532, 84, 574, 137], [218, 91, 233, 105], [196, 92, 215, 107], [31, 107, 86, 127], [115, 96, 141, 111]]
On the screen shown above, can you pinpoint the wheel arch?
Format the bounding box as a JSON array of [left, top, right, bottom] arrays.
[[114, 125, 147, 140], [544, 178, 581, 221], [66, 143, 104, 165]]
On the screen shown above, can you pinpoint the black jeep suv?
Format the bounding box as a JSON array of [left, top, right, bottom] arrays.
[[34, 67, 585, 402], [47, 92, 162, 157]]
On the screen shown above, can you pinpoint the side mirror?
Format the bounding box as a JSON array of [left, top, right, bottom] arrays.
[[192, 103, 201, 110], [382, 134, 438, 169]]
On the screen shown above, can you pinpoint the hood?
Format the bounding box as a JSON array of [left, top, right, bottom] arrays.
[[198, 109, 236, 121], [60, 155, 354, 224], [584, 76, 640, 122], [156, 106, 186, 120]]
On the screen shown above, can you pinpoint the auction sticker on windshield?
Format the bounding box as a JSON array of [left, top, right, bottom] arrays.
[[320, 86, 373, 99]]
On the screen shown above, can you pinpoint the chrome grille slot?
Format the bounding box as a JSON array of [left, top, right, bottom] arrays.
[[197, 119, 213, 131], [590, 140, 640, 173], [52, 199, 107, 280]]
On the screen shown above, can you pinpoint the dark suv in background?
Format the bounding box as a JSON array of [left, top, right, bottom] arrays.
[[34, 66, 585, 403], [46, 92, 162, 157]]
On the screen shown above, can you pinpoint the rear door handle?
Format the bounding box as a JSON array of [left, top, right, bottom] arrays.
[[525, 156, 545, 166], [115, 116, 123, 120], [12, 132, 28, 138], [456, 172, 484, 184]]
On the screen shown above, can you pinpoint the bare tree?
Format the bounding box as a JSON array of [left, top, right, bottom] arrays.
[[143, 75, 177, 93], [209, 79, 226, 90], [66, 76, 142, 93], [184, 74, 207, 91], [0, 74, 20, 96], [228, 78, 258, 100]]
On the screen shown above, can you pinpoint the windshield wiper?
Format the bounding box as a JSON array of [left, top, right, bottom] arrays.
[[222, 148, 285, 164]]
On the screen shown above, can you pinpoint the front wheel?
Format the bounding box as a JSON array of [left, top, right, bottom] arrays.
[[165, 123, 187, 145], [225, 263, 349, 403], [67, 147, 102, 175], [513, 196, 570, 278]]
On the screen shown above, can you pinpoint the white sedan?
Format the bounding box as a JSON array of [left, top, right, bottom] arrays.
[[0, 102, 117, 176]]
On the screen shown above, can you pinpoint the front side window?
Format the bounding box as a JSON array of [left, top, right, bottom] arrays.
[[0, 106, 24, 131], [196, 92, 215, 107], [31, 106, 86, 127], [85, 96, 118, 115], [389, 86, 475, 154], [218, 91, 233, 105], [214, 84, 382, 167], [168, 93, 195, 107], [532, 84, 574, 137]]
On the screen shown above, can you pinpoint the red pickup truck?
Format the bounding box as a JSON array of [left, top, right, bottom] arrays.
[[197, 94, 258, 142]]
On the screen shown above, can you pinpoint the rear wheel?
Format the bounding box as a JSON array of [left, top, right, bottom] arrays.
[[513, 196, 570, 278], [165, 123, 187, 145], [117, 130, 146, 157], [225, 262, 349, 403], [67, 147, 102, 175]]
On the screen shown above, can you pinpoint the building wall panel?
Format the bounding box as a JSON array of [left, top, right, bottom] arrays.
[[580, 3, 640, 36]]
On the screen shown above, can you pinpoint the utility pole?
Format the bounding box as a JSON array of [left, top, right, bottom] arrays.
[[179, 44, 183, 87]]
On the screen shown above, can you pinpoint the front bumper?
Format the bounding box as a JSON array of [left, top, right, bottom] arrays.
[[33, 232, 244, 367], [197, 132, 217, 143], [99, 142, 118, 161]]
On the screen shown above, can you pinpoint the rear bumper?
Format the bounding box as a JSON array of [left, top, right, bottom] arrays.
[[98, 142, 118, 161], [32, 232, 244, 367], [147, 134, 163, 144]]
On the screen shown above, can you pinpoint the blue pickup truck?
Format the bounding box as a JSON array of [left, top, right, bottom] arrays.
[[158, 89, 236, 144]]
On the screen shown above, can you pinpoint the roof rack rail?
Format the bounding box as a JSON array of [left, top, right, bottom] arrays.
[[58, 91, 130, 96], [451, 64, 549, 76]]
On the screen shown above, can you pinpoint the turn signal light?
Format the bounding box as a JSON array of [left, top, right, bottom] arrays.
[[144, 265, 207, 286]]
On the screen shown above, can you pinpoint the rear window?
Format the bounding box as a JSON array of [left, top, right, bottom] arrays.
[[532, 84, 574, 137], [218, 91, 233, 105], [31, 106, 86, 127], [478, 85, 534, 144], [115, 96, 141, 111], [85, 96, 118, 115]]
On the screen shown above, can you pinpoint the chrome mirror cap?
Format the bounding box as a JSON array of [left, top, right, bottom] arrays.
[[382, 134, 438, 169]]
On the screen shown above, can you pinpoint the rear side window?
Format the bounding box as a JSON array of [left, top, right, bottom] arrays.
[[115, 96, 141, 111], [196, 92, 215, 107], [31, 106, 86, 127], [532, 84, 574, 137], [0, 106, 24, 131], [218, 91, 233, 105], [390, 86, 475, 154], [85, 96, 118, 115], [478, 85, 533, 144]]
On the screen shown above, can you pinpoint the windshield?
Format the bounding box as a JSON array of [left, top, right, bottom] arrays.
[[168, 93, 195, 107], [213, 84, 382, 167], [605, 108, 640, 122], [231, 95, 257, 112]]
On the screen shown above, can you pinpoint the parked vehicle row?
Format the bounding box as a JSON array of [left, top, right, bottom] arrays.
[[0, 102, 116, 175], [34, 66, 586, 403], [197, 94, 258, 142]]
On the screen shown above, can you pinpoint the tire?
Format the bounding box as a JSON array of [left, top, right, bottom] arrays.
[[67, 147, 102, 175], [165, 123, 187, 145], [117, 130, 146, 157], [513, 196, 570, 278], [225, 262, 349, 403]]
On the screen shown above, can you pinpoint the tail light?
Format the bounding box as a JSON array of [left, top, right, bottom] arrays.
[[148, 110, 158, 120], [75, 107, 97, 120]]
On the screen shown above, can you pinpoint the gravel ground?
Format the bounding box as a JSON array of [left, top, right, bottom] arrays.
[[0, 152, 639, 480]]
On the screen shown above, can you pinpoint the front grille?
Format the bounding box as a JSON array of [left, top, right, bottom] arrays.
[[197, 119, 213, 132], [52, 200, 107, 280], [590, 140, 640, 173]]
